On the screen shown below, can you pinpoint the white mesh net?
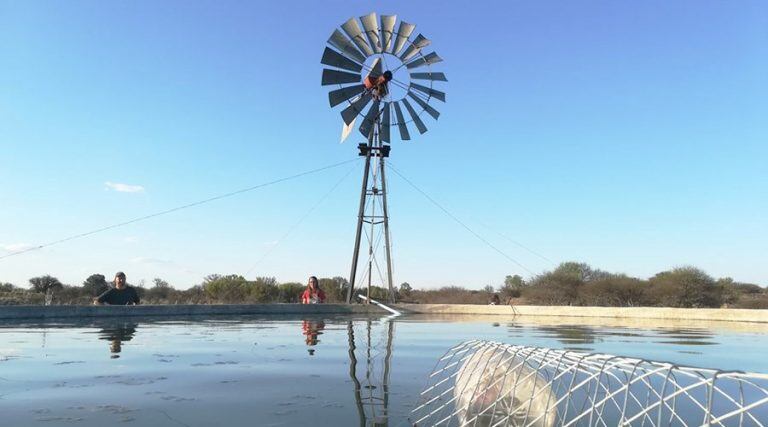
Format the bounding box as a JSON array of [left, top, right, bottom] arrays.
[[411, 340, 768, 426]]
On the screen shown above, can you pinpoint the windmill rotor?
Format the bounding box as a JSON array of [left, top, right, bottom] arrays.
[[321, 12, 447, 141]]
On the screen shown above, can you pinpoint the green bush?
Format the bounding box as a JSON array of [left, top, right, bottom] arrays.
[[319, 277, 348, 303], [278, 282, 304, 303], [523, 263, 588, 305], [578, 276, 649, 307], [249, 277, 279, 303], [648, 267, 722, 308], [203, 274, 248, 303]]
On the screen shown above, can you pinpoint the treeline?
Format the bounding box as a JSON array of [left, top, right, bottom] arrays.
[[0, 274, 354, 305], [1, 262, 766, 308], [402, 263, 767, 309]]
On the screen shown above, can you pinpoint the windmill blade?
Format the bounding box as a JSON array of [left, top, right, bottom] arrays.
[[405, 52, 443, 69], [410, 72, 448, 82], [380, 102, 391, 143], [359, 100, 380, 138], [328, 84, 365, 107], [392, 101, 411, 141], [321, 47, 363, 73], [392, 21, 415, 56], [341, 18, 373, 57], [360, 13, 381, 54], [410, 82, 446, 102], [408, 91, 440, 120], [328, 29, 367, 64], [365, 57, 382, 79], [341, 92, 373, 125], [380, 15, 396, 53], [401, 98, 427, 134], [322, 69, 361, 86], [399, 34, 431, 62], [341, 117, 356, 143]]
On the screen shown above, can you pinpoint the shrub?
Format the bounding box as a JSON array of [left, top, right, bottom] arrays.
[[648, 267, 722, 308], [249, 277, 279, 303], [523, 263, 586, 305], [578, 275, 649, 307], [499, 275, 526, 299], [144, 278, 172, 301], [319, 277, 348, 303], [0, 282, 17, 292], [732, 293, 768, 309], [203, 274, 249, 303], [278, 282, 304, 303]]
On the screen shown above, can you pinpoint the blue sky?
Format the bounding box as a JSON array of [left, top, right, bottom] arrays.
[[1, 1, 766, 289]]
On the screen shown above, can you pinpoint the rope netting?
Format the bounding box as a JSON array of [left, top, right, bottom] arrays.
[[411, 340, 768, 427]]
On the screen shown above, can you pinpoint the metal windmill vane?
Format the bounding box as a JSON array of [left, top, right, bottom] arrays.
[[320, 12, 447, 303]]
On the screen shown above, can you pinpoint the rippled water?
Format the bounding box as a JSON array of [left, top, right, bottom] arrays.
[[1, 314, 767, 426]]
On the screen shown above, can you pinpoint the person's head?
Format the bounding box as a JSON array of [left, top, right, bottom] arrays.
[[110, 339, 122, 357], [307, 276, 319, 291], [114, 272, 126, 289], [382, 70, 393, 82]]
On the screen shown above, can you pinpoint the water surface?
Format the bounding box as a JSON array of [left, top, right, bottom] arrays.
[[2, 314, 767, 426]]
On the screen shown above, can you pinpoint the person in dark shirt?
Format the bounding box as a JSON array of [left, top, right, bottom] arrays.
[[98, 322, 137, 358], [94, 271, 140, 305]]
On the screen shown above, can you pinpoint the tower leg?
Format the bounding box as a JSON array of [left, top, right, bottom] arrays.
[[379, 155, 395, 304]]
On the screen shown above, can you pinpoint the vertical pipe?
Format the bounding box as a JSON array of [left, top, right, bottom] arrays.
[[379, 150, 395, 304]]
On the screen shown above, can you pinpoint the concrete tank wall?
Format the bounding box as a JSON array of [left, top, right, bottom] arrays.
[[394, 304, 768, 323], [0, 304, 383, 320]]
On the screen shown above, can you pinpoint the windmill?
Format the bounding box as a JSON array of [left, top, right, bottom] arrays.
[[321, 12, 447, 303]]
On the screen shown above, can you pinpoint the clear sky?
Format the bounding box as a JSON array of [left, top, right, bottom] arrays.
[[1, 1, 766, 289]]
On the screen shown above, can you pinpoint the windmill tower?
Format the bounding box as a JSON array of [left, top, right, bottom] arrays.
[[320, 13, 447, 303]]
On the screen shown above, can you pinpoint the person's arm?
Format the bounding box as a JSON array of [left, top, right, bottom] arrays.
[[132, 288, 140, 305], [94, 288, 112, 305], [318, 289, 326, 303]]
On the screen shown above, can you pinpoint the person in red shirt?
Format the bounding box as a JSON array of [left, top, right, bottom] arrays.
[[301, 276, 326, 304], [363, 70, 392, 100]]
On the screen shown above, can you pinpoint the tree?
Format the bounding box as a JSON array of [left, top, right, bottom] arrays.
[[578, 275, 649, 307], [250, 276, 279, 302], [399, 282, 412, 298], [500, 275, 526, 298], [203, 274, 248, 303], [0, 282, 16, 292], [147, 277, 172, 300], [277, 282, 304, 303], [649, 267, 721, 308], [523, 263, 587, 305], [29, 275, 63, 294], [83, 274, 109, 296], [482, 284, 495, 294], [319, 276, 349, 303]]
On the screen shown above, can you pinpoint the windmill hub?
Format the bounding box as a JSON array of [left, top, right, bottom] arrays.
[[321, 12, 447, 142]]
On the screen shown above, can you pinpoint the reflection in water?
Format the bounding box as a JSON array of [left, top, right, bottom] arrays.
[[536, 325, 599, 349], [528, 324, 721, 351], [98, 322, 137, 358], [654, 328, 717, 346], [301, 320, 325, 355], [347, 320, 394, 427]]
